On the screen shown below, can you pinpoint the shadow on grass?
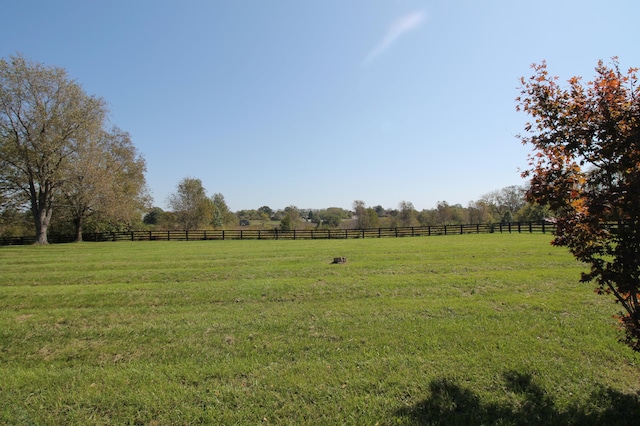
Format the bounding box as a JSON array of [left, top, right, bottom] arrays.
[[395, 371, 640, 425]]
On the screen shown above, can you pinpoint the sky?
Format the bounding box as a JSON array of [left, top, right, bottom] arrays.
[[1, 0, 639, 212]]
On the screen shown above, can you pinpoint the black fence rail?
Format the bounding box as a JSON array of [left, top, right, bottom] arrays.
[[0, 221, 556, 246]]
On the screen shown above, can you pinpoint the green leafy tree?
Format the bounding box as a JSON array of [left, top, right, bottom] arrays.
[[0, 204, 32, 237], [279, 215, 292, 231], [514, 202, 552, 222], [385, 208, 399, 228], [211, 193, 236, 228], [398, 201, 417, 227], [259, 211, 271, 229], [364, 208, 380, 229], [212, 206, 224, 229], [0, 185, 32, 236], [467, 200, 492, 224], [258, 205, 273, 218], [434, 201, 452, 225], [280, 205, 301, 231], [352, 200, 368, 229], [309, 208, 347, 229], [373, 205, 386, 217], [144, 207, 165, 225], [62, 127, 150, 241], [236, 209, 262, 221], [0, 55, 107, 244], [143, 207, 178, 230], [517, 58, 640, 351], [353, 201, 380, 229], [417, 209, 437, 226], [168, 178, 210, 231]]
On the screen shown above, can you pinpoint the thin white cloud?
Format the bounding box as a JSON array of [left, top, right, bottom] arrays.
[[364, 10, 426, 65]]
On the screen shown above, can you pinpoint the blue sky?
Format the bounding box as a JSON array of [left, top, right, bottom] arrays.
[[2, 0, 638, 211]]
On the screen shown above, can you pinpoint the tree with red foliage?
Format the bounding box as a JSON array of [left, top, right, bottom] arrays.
[[517, 58, 640, 351]]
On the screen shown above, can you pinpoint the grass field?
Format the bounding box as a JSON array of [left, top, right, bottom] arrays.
[[1, 234, 639, 425]]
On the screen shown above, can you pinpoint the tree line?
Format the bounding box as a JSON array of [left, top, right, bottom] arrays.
[[140, 177, 548, 232]]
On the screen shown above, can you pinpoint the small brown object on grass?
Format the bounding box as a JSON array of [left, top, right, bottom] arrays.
[[331, 257, 347, 264]]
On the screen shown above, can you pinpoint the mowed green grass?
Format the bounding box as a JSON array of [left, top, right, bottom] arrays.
[[1, 234, 639, 425]]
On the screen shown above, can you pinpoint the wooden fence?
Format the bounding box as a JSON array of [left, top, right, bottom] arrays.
[[0, 221, 555, 245]]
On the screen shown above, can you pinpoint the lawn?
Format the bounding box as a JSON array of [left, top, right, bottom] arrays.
[[1, 234, 639, 425]]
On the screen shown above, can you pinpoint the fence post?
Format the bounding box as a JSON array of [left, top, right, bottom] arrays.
[[542, 221, 546, 234], [529, 222, 533, 233], [460, 225, 463, 235], [517, 222, 522, 233]]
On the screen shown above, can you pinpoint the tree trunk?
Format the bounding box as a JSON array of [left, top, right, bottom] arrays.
[[32, 205, 52, 245], [74, 217, 83, 242], [30, 186, 54, 244]]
